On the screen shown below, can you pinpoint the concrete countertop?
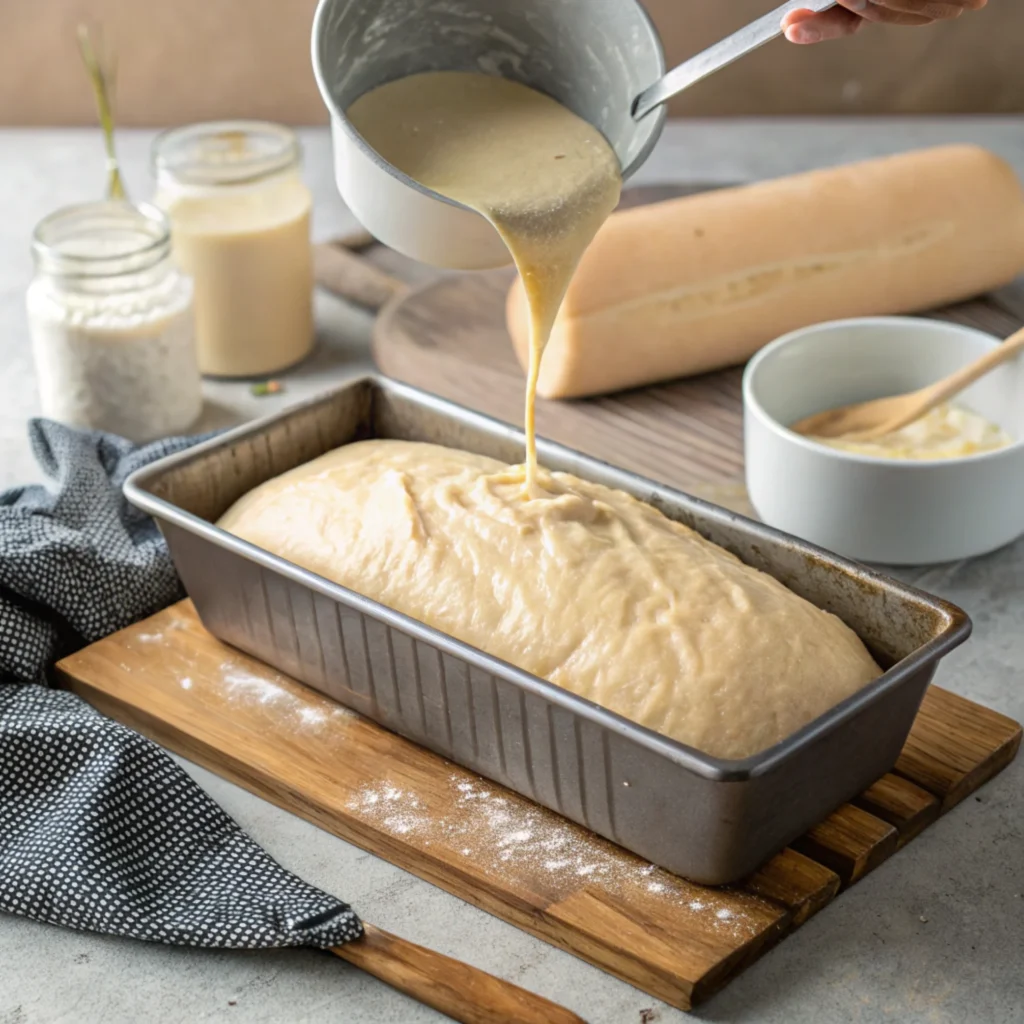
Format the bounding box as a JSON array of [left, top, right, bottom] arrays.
[[1, 120, 1022, 1024]]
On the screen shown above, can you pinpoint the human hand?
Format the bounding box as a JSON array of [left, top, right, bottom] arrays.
[[782, 0, 988, 44]]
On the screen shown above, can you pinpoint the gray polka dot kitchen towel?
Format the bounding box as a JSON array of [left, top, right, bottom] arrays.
[[0, 420, 362, 948]]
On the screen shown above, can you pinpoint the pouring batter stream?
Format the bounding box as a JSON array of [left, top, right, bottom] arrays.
[[347, 71, 622, 493]]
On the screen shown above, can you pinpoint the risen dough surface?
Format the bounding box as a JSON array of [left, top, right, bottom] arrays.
[[218, 440, 881, 759]]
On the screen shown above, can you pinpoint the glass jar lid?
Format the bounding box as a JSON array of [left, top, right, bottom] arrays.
[[31, 201, 172, 279], [152, 120, 301, 188]]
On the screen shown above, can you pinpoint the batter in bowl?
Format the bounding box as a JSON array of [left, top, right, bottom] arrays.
[[812, 403, 1012, 460]]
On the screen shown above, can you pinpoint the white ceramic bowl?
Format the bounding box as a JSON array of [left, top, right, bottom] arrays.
[[743, 317, 1024, 566]]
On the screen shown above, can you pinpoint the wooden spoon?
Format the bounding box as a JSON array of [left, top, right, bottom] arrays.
[[790, 325, 1024, 441], [331, 924, 586, 1023]]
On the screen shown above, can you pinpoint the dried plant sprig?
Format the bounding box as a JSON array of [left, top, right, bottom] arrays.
[[76, 24, 127, 201]]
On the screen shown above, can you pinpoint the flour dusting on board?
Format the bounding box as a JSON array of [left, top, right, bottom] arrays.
[[222, 663, 354, 729], [216, 659, 353, 731], [347, 773, 765, 936]]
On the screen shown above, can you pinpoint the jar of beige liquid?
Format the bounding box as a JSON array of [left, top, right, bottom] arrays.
[[152, 122, 314, 378]]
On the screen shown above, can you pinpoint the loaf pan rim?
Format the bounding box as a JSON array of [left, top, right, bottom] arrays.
[[124, 373, 973, 779]]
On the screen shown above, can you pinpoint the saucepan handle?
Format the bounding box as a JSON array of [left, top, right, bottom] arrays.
[[632, 0, 839, 120]]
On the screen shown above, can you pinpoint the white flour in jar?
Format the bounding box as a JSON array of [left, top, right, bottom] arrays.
[[28, 275, 199, 443], [26, 202, 202, 443]]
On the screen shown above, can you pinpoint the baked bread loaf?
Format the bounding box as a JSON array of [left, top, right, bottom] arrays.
[[506, 145, 1024, 398], [218, 439, 881, 760]]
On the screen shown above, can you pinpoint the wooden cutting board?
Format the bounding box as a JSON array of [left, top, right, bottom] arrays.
[[365, 184, 1024, 510], [57, 601, 1021, 1013]]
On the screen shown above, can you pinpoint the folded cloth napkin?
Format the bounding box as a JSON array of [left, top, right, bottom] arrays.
[[0, 420, 362, 948]]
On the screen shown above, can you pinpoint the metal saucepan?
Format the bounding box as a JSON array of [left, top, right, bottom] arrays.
[[311, 0, 836, 269]]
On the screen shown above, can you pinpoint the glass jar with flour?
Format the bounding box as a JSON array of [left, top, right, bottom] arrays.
[[26, 201, 201, 443], [152, 122, 314, 378]]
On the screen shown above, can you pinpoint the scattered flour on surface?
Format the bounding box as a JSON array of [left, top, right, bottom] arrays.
[[133, 618, 766, 938], [346, 773, 766, 938], [219, 659, 354, 731]]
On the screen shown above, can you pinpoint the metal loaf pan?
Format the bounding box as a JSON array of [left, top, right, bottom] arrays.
[[125, 376, 971, 885]]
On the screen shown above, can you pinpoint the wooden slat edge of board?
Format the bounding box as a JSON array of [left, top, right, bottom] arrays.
[[852, 774, 941, 848], [743, 848, 841, 927], [895, 686, 1023, 812], [790, 804, 899, 888], [541, 886, 781, 1010], [55, 600, 1022, 1011]]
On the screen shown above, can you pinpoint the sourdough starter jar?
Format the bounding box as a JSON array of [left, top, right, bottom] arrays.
[[26, 201, 201, 442], [152, 122, 314, 377]]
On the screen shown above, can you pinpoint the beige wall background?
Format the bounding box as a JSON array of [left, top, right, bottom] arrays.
[[3, 0, 1021, 125]]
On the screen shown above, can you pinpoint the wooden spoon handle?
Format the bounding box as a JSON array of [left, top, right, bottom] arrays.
[[332, 924, 587, 1024], [921, 324, 1024, 410]]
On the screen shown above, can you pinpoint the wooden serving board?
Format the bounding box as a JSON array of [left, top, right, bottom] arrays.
[[57, 601, 1021, 1012], [368, 184, 1024, 509]]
